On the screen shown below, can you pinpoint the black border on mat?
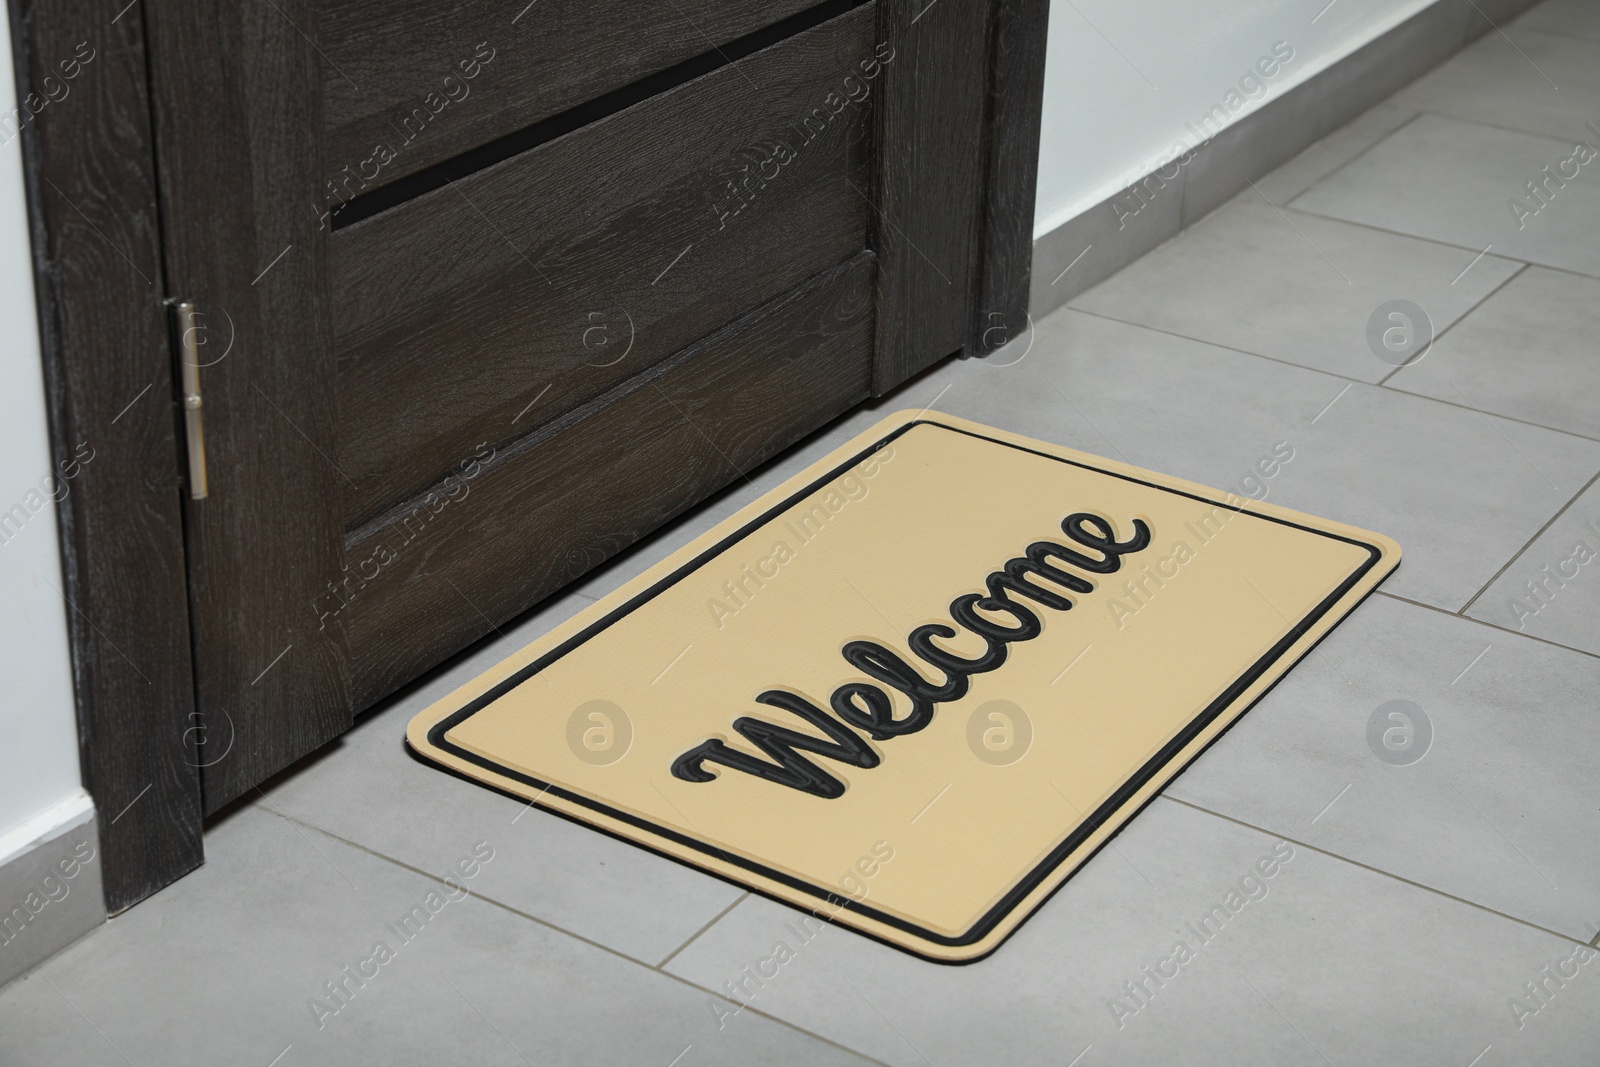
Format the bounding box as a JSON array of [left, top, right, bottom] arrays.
[[422, 419, 1386, 954]]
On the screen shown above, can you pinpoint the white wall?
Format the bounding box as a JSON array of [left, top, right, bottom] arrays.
[[0, 12, 92, 863], [1035, 0, 1436, 236]]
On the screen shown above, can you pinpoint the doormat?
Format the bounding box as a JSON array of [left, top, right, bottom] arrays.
[[408, 411, 1399, 962]]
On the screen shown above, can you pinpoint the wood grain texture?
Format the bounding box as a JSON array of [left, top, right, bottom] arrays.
[[142, 0, 351, 813], [319, 0, 822, 189], [869, 0, 996, 393], [970, 0, 1049, 356], [333, 5, 874, 530], [345, 252, 876, 708], [8, 0, 203, 910]]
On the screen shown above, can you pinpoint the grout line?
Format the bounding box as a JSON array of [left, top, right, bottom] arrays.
[[1277, 111, 1429, 209], [1373, 589, 1600, 662], [1160, 796, 1595, 948], [259, 810, 894, 1066], [655, 893, 749, 969], [1378, 378, 1600, 444], [1307, 106, 1587, 182], [1062, 306, 1600, 446], [1459, 466, 1600, 615], [1065, 306, 1391, 383], [1286, 192, 1600, 289], [1374, 261, 1530, 387], [1247, 178, 1353, 284], [1274, 201, 1520, 270], [1280, 196, 1600, 286], [1400, 105, 1592, 151], [264, 809, 666, 964]]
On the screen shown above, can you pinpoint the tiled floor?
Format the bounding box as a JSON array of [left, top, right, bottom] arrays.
[[7, 3, 1600, 1063]]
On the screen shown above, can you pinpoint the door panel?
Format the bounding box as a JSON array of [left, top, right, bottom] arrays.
[[345, 252, 876, 705], [333, 6, 873, 528], [133, 0, 1041, 824], [143, 0, 350, 814], [320, 0, 827, 187]]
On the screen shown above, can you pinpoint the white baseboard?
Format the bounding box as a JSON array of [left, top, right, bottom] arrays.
[[0, 793, 105, 990]]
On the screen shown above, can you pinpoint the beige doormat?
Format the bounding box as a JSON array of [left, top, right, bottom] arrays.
[[408, 411, 1399, 962]]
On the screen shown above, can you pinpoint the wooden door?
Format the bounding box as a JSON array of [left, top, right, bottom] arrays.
[[136, 0, 1046, 818]]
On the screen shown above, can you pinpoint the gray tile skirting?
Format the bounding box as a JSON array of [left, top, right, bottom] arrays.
[[0, 810, 106, 990], [1030, 0, 1544, 319]]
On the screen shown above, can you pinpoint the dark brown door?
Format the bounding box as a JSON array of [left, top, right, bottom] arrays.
[[138, 0, 1045, 814]]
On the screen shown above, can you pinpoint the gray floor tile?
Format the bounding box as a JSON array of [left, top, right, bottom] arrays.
[[1262, 375, 1600, 608], [1167, 592, 1600, 942], [1070, 199, 1521, 381], [666, 799, 1600, 1067], [1292, 114, 1600, 277], [254, 590, 747, 966], [1247, 104, 1418, 206], [1392, 26, 1600, 142], [586, 307, 1600, 614], [584, 309, 1600, 612], [941, 310, 1600, 610], [0, 807, 870, 1067], [1388, 265, 1600, 440], [1517, 0, 1600, 42], [1468, 474, 1600, 653]]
